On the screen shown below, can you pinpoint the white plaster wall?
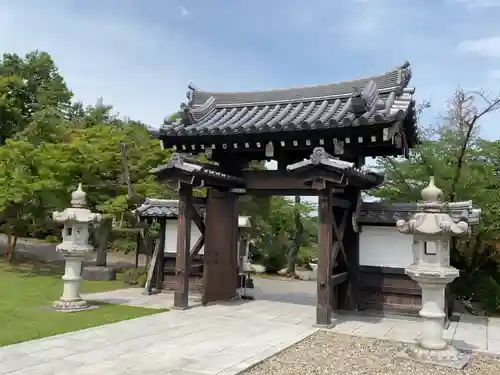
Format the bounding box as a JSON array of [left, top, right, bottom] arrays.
[[359, 225, 413, 268], [164, 219, 204, 255]]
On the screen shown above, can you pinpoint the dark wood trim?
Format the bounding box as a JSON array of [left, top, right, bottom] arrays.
[[317, 187, 334, 325], [340, 189, 360, 310], [155, 218, 167, 290], [359, 265, 407, 275], [243, 170, 345, 196], [189, 236, 204, 259], [188, 200, 206, 233], [331, 272, 348, 286], [173, 183, 193, 309], [358, 264, 422, 315], [359, 223, 398, 229], [202, 189, 239, 305]]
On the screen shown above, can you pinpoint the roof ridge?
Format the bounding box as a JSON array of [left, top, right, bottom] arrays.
[[188, 61, 411, 97]]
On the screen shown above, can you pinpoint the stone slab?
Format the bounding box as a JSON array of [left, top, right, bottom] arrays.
[[396, 347, 471, 369], [42, 305, 99, 313], [1, 280, 499, 374], [81, 266, 116, 281]]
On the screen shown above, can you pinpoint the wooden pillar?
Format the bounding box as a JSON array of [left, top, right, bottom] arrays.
[[316, 187, 334, 327], [173, 183, 193, 309], [338, 189, 360, 310], [203, 188, 238, 305], [155, 218, 167, 291]]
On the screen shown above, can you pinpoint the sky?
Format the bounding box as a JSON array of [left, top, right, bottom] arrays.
[[1, 0, 500, 139]]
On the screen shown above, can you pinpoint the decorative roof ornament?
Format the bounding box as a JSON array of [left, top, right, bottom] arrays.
[[71, 183, 87, 208], [53, 182, 101, 225], [419, 176, 443, 211]]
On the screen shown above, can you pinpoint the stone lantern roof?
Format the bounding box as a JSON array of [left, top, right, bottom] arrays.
[[53, 183, 101, 224], [396, 177, 470, 237]]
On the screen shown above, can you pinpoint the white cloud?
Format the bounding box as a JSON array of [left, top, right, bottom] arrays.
[[0, 3, 275, 127], [453, 0, 500, 8], [176, 5, 190, 17], [489, 70, 500, 80], [458, 36, 500, 57]]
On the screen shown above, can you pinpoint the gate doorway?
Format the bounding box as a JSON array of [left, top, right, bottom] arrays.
[[151, 61, 417, 326]]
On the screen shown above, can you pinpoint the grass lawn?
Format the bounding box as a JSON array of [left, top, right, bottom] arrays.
[[0, 260, 167, 347]]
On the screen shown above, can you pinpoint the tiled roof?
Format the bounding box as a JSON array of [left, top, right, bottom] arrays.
[[287, 147, 385, 189], [151, 153, 246, 187], [163, 62, 414, 137], [359, 202, 481, 225], [134, 198, 205, 218]]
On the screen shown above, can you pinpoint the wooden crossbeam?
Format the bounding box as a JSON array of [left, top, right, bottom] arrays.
[[189, 235, 205, 259], [331, 272, 348, 286], [187, 200, 206, 234], [331, 210, 348, 268]]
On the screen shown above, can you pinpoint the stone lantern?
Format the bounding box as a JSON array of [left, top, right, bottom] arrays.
[[52, 183, 101, 311], [396, 177, 472, 368]]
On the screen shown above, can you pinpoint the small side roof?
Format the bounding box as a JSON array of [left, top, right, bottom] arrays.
[[359, 202, 481, 225]]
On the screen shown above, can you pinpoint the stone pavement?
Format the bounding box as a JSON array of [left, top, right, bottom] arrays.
[[81, 287, 203, 309], [1, 293, 500, 374], [0, 300, 316, 375]]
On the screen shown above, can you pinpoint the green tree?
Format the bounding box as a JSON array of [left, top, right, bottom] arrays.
[[371, 88, 500, 313], [0, 139, 60, 260], [0, 51, 72, 145]]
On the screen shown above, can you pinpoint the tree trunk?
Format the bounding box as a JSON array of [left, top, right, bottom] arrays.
[[286, 196, 303, 276], [96, 217, 113, 267], [5, 229, 18, 263]]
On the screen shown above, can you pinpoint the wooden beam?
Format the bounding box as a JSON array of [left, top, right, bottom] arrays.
[[331, 272, 348, 286], [155, 218, 167, 291], [243, 170, 311, 192], [187, 200, 206, 234], [338, 189, 361, 310], [173, 183, 193, 309], [316, 187, 334, 327], [189, 235, 205, 259], [243, 170, 346, 197], [144, 239, 161, 295]]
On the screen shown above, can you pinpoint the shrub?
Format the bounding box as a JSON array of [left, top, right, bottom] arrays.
[[296, 245, 316, 267], [123, 268, 147, 287], [44, 235, 60, 243]]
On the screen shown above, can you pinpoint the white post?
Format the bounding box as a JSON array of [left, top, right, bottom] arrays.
[[61, 256, 84, 302]]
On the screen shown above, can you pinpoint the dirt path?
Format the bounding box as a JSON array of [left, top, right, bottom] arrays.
[[0, 234, 146, 268]]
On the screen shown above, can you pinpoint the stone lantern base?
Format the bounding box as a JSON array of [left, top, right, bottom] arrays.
[[399, 343, 470, 369], [53, 299, 91, 311]]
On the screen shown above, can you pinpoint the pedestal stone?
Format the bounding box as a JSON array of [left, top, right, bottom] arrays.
[[82, 266, 117, 281]]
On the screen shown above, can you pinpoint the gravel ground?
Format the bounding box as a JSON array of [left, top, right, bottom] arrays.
[[242, 331, 500, 375]]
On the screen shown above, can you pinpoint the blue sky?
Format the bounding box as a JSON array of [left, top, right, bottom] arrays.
[[1, 0, 500, 139]]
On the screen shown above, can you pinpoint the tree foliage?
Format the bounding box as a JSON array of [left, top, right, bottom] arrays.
[[0, 50, 319, 270], [371, 88, 500, 313], [0, 51, 174, 260]]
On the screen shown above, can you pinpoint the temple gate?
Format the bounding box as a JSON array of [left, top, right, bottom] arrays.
[[152, 61, 417, 326]]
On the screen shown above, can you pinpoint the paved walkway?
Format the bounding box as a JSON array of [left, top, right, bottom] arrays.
[[1, 289, 500, 374], [81, 288, 500, 356], [0, 300, 316, 375]]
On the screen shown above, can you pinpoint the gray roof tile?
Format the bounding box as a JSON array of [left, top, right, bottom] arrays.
[[359, 202, 481, 225], [162, 62, 414, 138], [150, 153, 246, 187], [134, 198, 205, 218], [287, 147, 384, 189]]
